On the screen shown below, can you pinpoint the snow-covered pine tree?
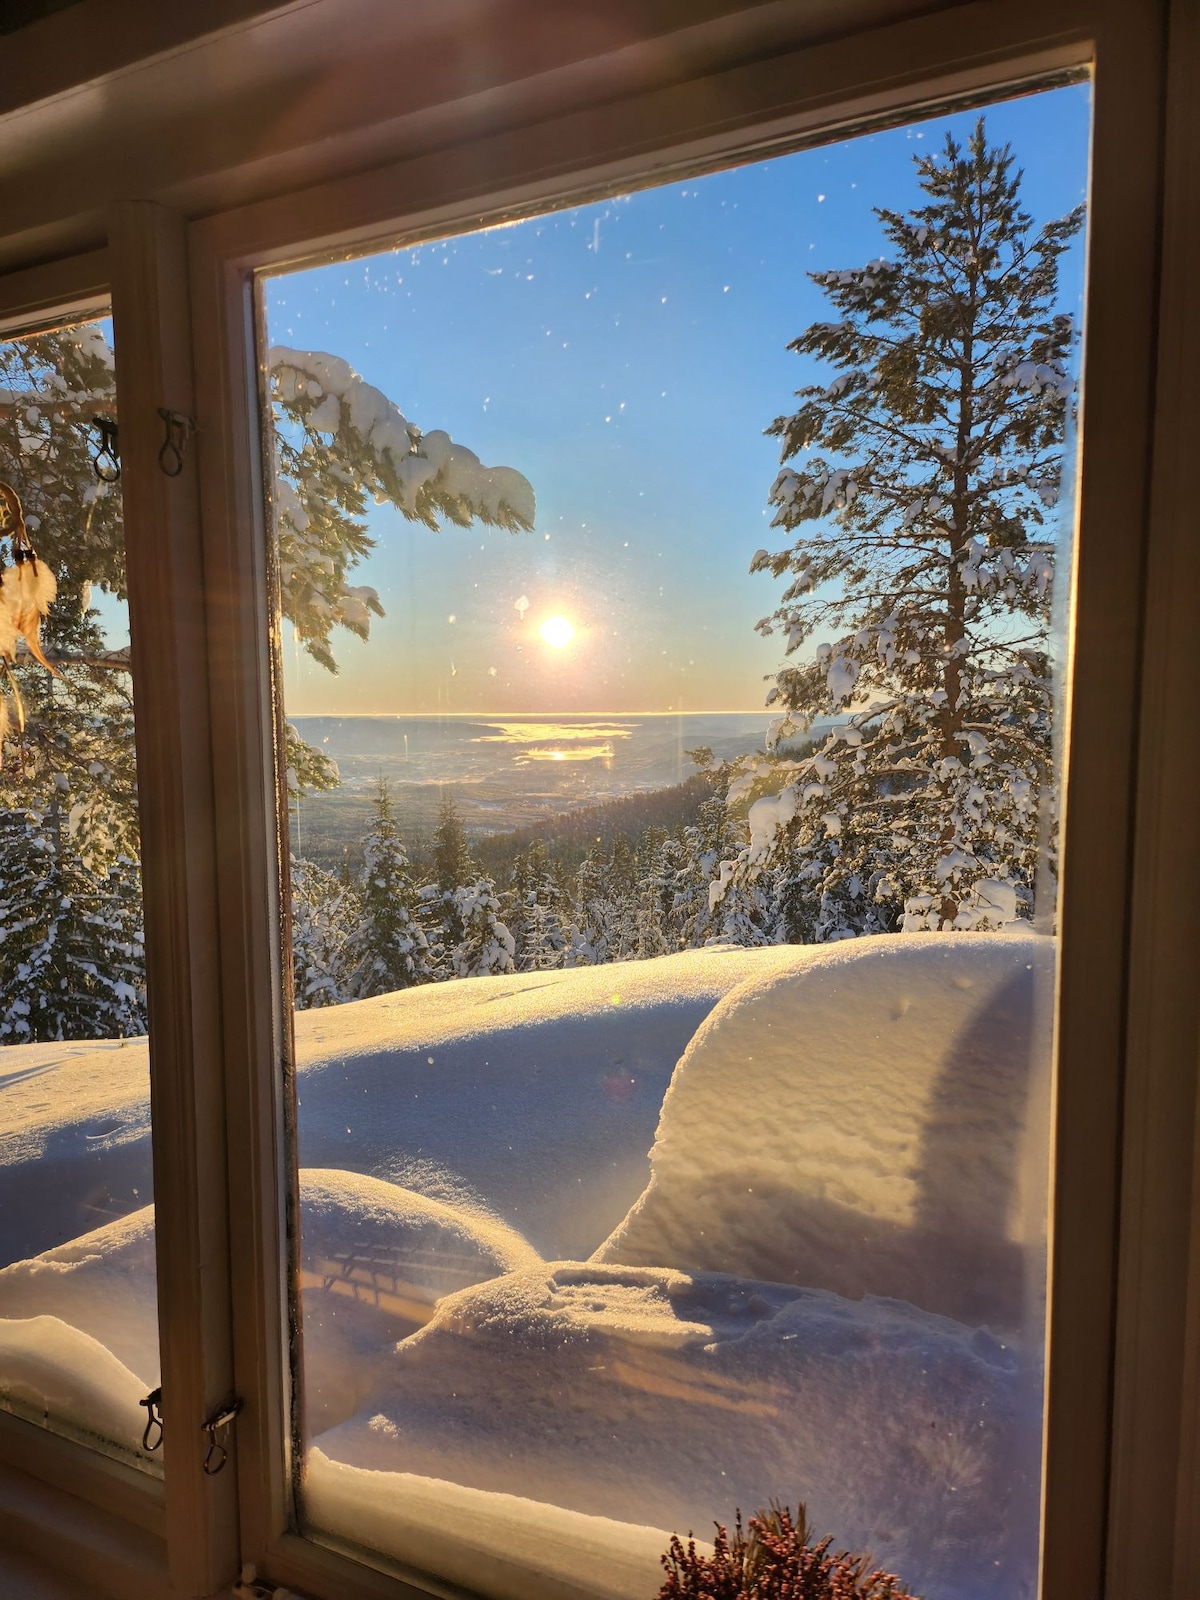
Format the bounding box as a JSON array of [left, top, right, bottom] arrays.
[[730, 121, 1081, 937], [424, 791, 477, 976], [0, 797, 146, 1043], [291, 855, 360, 1007], [504, 839, 569, 971], [632, 827, 673, 959], [447, 878, 515, 979], [673, 762, 744, 948], [345, 780, 431, 997], [567, 836, 639, 965], [1, 328, 139, 856], [1, 325, 534, 1032]]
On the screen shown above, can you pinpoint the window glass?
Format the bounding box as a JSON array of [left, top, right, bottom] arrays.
[[0, 319, 161, 1474], [263, 83, 1088, 1599]]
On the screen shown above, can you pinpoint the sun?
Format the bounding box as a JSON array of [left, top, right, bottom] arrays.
[[539, 615, 575, 649]]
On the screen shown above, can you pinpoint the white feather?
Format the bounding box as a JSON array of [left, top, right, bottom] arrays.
[[0, 587, 18, 658]]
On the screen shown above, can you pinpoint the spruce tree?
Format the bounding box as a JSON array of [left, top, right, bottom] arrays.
[[291, 855, 359, 1007], [447, 878, 515, 979], [675, 777, 742, 949], [632, 828, 673, 960], [732, 121, 1080, 936], [346, 780, 430, 997], [0, 798, 146, 1043], [504, 839, 569, 971], [424, 790, 477, 974], [431, 790, 475, 893]]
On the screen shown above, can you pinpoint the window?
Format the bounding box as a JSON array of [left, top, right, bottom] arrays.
[[0, 4, 1192, 1598], [0, 315, 161, 1477], [260, 87, 1086, 1600]]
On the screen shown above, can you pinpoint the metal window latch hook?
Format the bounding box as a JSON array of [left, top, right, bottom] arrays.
[[139, 1385, 164, 1453], [157, 407, 197, 477], [91, 416, 120, 483], [202, 1395, 243, 1475]]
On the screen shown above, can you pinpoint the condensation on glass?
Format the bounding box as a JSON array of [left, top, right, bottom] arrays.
[[262, 81, 1089, 1600], [0, 318, 160, 1474]]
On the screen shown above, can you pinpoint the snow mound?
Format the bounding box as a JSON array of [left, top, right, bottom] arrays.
[[0, 946, 804, 1267], [305, 1449, 676, 1600], [0, 1316, 149, 1460], [313, 1261, 1038, 1600], [597, 932, 1054, 1329], [0, 1206, 157, 1386], [299, 1169, 542, 1432], [0, 1171, 543, 1440], [0, 1035, 151, 1266], [293, 945, 808, 1260]]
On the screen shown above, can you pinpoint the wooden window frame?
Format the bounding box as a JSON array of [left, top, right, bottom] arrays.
[[0, 1, 1196, 1596]]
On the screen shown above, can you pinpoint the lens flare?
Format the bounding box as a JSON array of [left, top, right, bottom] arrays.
[[539, 615, 575, 649]]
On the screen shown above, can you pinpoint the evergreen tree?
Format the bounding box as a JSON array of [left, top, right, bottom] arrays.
[[632, 828, 673, 959], [0, 799, 145, 1043], [447, 878, 515, 978], [291, 855, 360, 1008], [730, 121, 1080, 936], [0, 327, 139, 858], [346, 780, 430, 997], [424, 791, 477, 974], [431, 790, 475, 893], [2, 325, 533, 1033], [567, 837, 638, 965], [674, 777, 742, 949], [504, 839, 569, 971]]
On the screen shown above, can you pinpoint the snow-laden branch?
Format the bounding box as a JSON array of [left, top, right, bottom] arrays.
[[270, 348, 535, 531]]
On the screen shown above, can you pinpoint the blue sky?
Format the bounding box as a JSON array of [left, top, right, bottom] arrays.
[[264, 81, 1091, 717]]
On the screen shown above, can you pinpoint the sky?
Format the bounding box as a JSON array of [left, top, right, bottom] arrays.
[[263, 81, 1091, 718]]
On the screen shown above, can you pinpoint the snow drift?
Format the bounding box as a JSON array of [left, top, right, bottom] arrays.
[[298, 1169, 541, 1432], [0, 1169, 544, 1443], [0, 945, 803, 1268], [0, 936, 1057, 1600], [598, 932, 1055, 1330], [313, 1261, 1039, 1600]]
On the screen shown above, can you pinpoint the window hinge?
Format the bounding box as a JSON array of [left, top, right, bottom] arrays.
[[202, 1394, 243, 1475]]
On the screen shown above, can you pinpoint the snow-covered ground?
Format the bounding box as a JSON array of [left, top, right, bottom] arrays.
[[0, 935, 1055, 1600]]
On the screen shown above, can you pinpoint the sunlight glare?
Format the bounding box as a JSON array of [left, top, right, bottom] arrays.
[[539, 615, 575, 649]]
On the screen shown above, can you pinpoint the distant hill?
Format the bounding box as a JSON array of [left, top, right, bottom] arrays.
[[475, 773, 715, 875], [291, 773, 718, 882]]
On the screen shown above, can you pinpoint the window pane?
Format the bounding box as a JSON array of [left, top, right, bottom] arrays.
[[0, 319, 160, 1474], [264, 83, 1088, 1600]]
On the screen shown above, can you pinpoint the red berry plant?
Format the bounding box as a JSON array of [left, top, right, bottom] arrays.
[[656, 1503, 920, 1600]]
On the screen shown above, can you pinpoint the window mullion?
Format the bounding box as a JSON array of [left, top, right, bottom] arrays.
[[186, 220, 294, 1573], [109, 199, 240, 1597]]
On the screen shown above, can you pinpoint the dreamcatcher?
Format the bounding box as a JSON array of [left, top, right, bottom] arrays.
[[0, 479, 59, 759]]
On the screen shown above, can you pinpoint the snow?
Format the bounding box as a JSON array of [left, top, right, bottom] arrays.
[[746, 786, 799, 862], [597, 933, 1054, 1332], [298, 1169, 541, 1433], [0, 1207, 157, 1386], [0, 937, 1053, 1598], [289, 945, 807, 1261], [305, 1450, 676, 1600], [313, 1262, 1038, 1600], [0, 946, 802, 1266], [0, 1316, 149, 1459], [269, 348, 535, 528]]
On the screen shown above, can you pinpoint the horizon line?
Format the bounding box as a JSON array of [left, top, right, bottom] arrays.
[[286, 708, 777, 720]]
